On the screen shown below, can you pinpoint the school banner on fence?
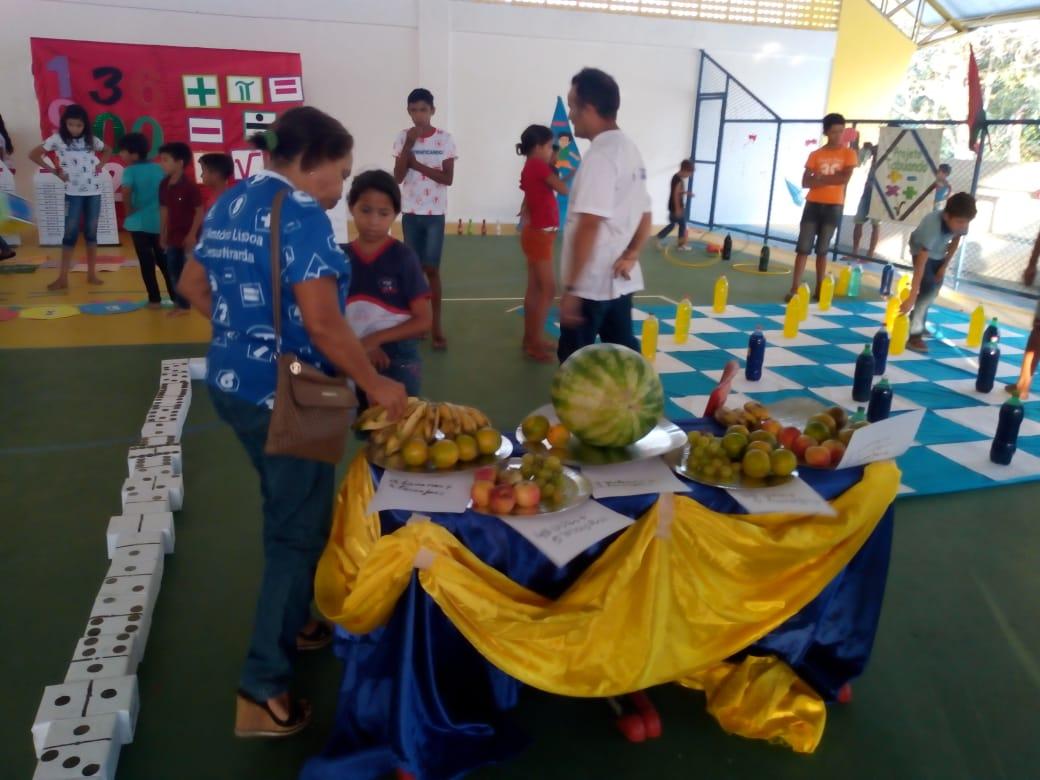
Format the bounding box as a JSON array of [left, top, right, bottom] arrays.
[[550, 96, 581, 228], [29, 37, 304, 185], [867, 127, 942, 224]]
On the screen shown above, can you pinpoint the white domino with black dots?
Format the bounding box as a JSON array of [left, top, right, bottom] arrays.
[[31, 357, 205, 775]]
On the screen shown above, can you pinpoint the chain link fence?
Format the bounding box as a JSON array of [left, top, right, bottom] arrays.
[[689, 51, 1039, 303]]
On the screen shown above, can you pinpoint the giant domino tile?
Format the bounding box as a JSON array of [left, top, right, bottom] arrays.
[[31, 357, 206, 780]]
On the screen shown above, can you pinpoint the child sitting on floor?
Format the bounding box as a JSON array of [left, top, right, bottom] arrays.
[[344, 169, 432, 397]]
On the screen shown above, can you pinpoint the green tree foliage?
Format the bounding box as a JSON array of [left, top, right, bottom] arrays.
[[892, 21, 1040, 161]]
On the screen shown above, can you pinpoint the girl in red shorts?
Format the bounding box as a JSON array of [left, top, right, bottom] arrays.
[[517, 124, 569, 363]]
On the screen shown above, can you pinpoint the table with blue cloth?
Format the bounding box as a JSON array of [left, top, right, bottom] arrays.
[[302, 420, 898, 780]]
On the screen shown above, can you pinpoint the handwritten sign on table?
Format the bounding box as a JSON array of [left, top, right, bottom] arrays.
[[583, 457, 688, 499], [367, 471, 473, 515], [839, 409, 925, 468], [726, 477, 837, 517], [500, 501, 634, 567]]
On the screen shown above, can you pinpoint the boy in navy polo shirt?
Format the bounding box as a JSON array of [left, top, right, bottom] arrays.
[[345, 170, 432, 396]]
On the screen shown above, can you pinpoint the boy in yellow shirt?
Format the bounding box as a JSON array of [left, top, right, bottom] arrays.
[[787, 113, 858, 302]]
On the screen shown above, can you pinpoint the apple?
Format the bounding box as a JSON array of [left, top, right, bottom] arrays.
[[760, 418, 782, 436], [489, 484, 517, 514], [471, 480, 495, 507], [779, 426, 801, 450], [514, 481, 542, 509], [792, 434, 816, 459], [804, 445, 832, 468], [474, 466, 498, 483], [822, 439, 846, 466]]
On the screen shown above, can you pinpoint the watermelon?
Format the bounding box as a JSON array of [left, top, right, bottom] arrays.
[[551, 343, 664, 448]]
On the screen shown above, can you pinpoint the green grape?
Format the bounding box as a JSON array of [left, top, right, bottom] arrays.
[[522, 453, 537, 469], [542, 483, 556, 499]]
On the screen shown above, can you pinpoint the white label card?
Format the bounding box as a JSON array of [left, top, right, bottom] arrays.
[[583, 457, 688, 499], [367, 471, 473, 515], [726, 477, 837, 517], [499, 501, 634, 567]]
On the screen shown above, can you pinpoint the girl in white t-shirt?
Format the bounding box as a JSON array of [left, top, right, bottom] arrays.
[[0, 113, 16, 260], [29, 103, 111, 290]]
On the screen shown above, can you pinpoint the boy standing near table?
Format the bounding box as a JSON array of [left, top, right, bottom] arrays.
[[558, 68, 652, 363], [393, 88, 457, 351], [902, 192, 977, 353], [788, 113, 858, 302]]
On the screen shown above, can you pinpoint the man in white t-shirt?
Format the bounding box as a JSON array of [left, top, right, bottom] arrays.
[[558, 68, 652, 362], [393, 88, 457, 351]]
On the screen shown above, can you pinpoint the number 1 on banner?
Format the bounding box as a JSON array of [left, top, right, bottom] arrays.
[[46, 55, 72, 98]]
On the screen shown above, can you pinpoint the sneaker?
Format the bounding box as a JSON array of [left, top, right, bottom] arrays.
[[656, 240, 666, 251], [677, 244, 693, 252], [906, 336, 929, 353], [0, 250, 15, 261]]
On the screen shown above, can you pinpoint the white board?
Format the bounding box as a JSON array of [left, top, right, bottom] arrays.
[[868, 127, 943, 226], [34, 171, 119, 246]]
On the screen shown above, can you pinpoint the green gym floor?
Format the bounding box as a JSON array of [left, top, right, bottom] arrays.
[[2, 236, 1039, 779]]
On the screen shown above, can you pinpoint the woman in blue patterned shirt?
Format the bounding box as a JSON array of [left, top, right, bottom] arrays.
[[178, 107, 406, 739]]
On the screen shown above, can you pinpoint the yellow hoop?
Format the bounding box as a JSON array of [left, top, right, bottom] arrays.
[[662, 246, 722, 269]]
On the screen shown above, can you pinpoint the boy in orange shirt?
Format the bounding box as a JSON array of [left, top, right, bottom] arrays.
[[787, 113, 858, 302]]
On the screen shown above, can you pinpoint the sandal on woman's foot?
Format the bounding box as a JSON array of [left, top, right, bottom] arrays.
[[234, 690, 311, 738], [297, 621, 333, 651]]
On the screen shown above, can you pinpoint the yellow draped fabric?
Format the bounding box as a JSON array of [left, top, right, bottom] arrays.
[[315, 454, 899, 751]]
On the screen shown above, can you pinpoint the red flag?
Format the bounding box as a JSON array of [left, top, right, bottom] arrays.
[[967, 45, 986, 152]]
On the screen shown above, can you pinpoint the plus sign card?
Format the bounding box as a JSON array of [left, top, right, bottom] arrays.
[[30, 38, 303, 184]]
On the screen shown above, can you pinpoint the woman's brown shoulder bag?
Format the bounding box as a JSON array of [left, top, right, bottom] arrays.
[[264, 189, 357, 463]]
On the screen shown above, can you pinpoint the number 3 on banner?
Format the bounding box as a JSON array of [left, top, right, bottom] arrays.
[[89, 66, 124, 106]]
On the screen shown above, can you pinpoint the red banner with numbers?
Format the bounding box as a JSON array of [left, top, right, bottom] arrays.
[[29, 37, 303, 183]]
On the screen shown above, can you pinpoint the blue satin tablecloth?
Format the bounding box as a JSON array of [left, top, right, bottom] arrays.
[[302, 421, 895, 780]]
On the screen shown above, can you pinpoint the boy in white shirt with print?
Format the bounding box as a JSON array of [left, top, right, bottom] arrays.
[[393, 88, 457, 351], [558, 68, 652, 363]]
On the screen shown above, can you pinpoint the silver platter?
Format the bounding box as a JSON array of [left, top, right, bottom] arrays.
[[666, 447, 799, 489], [515, 404, 687, 467], [367, 435, 513, 473], [469, 458, 592, 518]]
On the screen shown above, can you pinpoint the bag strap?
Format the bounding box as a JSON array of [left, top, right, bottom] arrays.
[[268, 189, 287, 355]]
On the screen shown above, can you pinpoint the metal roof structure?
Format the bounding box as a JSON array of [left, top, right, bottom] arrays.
[[869, 0, 1040, 45]]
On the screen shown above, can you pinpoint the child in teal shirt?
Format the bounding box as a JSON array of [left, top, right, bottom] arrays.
[[117, 132, 172, 307]]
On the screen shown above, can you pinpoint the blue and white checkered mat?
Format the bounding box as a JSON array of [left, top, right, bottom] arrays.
[[539, 300, 1040, 497]]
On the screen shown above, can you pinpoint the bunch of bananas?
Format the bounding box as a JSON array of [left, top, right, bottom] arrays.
[[357, 397, 493, 457], [713, 400, 771, 431]]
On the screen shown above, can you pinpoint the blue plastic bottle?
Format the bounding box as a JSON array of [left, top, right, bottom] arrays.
[[867, 378, 893, 422], [852, 344, 875, 402], [848, 266, 863, 298], [880, 264, 894, 297], [983, 317, 1000, 344], [872, 327, 890, 376], [975, 338, 1001, 393], [990, 391, 1024, 465], [745, 327, 766, 381]]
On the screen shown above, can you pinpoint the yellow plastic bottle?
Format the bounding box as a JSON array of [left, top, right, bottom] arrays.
[[640, 315, 659, 362], [713, 275, 728, 314], [836, 265, 851, 297], [783, 296, 800, 338], [890, 312, 910, 355], [798, 283, 811, 320], [674, 297, 692, 345], [897, 273, 912, 297], [966, 304, 986, 348], [819, 274, 835, 311], [885, 294, 901, 331]]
